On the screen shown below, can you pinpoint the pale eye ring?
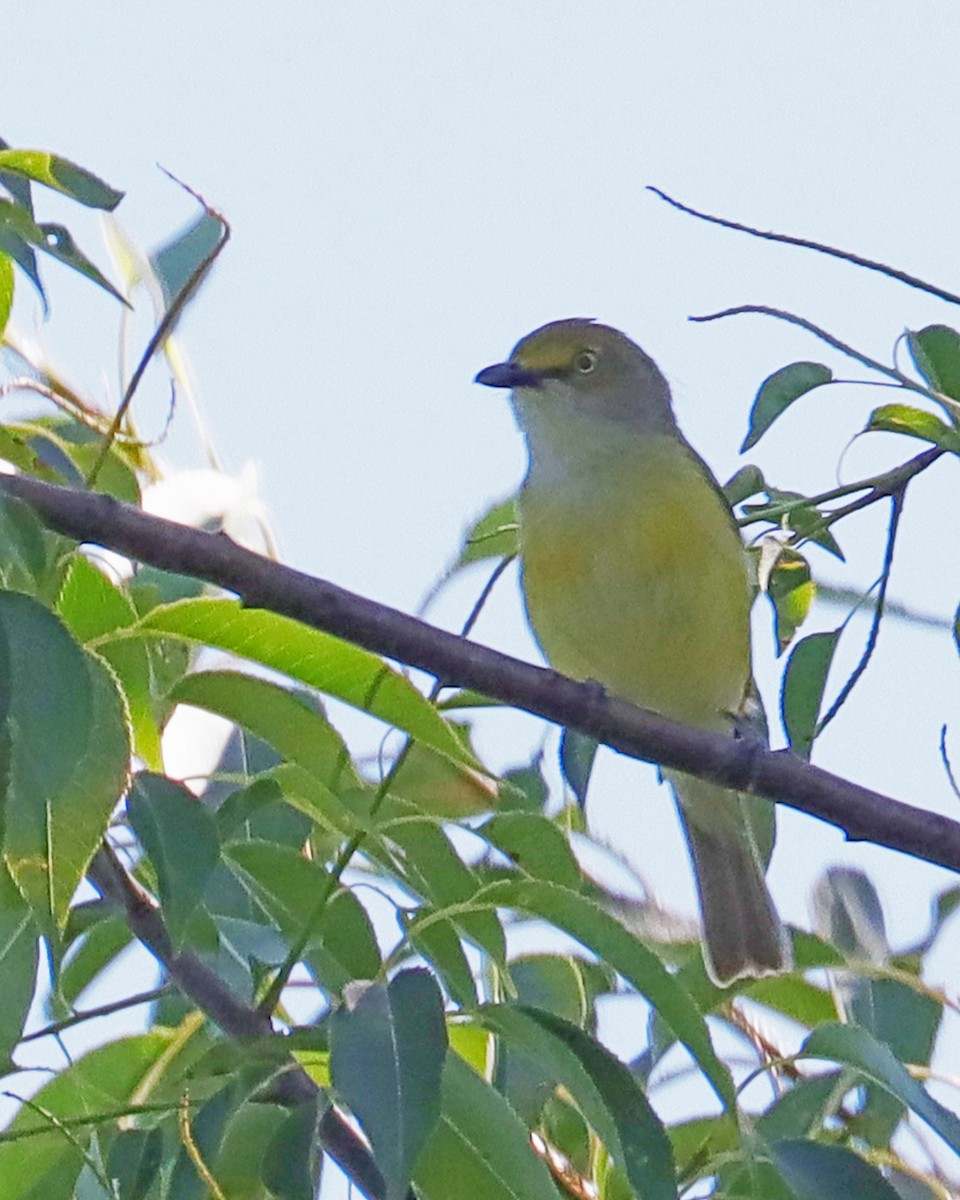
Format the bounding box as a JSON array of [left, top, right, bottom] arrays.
[[575, 349, 598, 374]]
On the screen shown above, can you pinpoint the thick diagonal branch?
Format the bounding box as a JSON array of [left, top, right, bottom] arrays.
[[6, 473, 960, 874]]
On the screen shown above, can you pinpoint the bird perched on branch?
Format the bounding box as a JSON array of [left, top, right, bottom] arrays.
[[476, 318, 788, 984]]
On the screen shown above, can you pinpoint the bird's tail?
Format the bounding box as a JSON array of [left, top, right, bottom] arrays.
[[672, 773, 789, 986]]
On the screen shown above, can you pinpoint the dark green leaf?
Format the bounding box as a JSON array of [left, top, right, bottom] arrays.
[[865, 403, 960, 450], [0, 594, 130, 931], [331, 970, 447, 1200], [780, 630, 840, 758], [480, 1005, 677, 1199], [476, 878, 734, 1110], [0, 1033, 175, 1199], [0, 863, 37, 1063], [510, 955, 614, 1029], [481, 812, 582, 888], [127, 773, 221, 947], [723, 463, 766, 506], [500, 754, 549, 812], [742, 362, 832, 451], [908, 324, 960, 401], [559, 727, 598, 808], [405, 908, 479, 1007], [414, 1050, 559, 1200], [260, 1099, 321, 1200], [150, 211, 224, 306], [757, 1071, 846, 1143], [771, 1139, 902, 1199], [0, 150, 123, 210], [104, 1128, 163, 1200], [801, 1023, 960, 1151], [224, 840, 381, 988]]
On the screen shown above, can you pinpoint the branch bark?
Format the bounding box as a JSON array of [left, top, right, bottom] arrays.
[[6, 472, 960, 875], [88, 841, 389, 1200]]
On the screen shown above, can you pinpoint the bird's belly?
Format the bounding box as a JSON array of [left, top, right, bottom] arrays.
[[519, 468, 751, 728]]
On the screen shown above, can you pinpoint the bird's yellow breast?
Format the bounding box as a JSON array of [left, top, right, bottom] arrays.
[[519, 438, 751, 729]]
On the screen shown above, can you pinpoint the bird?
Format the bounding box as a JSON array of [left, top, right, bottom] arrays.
[[475, 318, 788, 985]]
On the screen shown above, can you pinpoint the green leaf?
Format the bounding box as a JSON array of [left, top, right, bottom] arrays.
[[133, 599, 473, 768], [741, 362, 832, 451], [260, 1099, 321, 1200], [0, 491, 57, 595], [723, 463, 766, 507], [765, 548, 817, 652], [0, 200, 127, 306], [0, 1033, 175, 1200], [559, 727, 598, 808], [865, 403, 960, 449], [57, 554, 162, 770], [126, 773, 221, 947], [0, 863, 37, 1063], [330, 970, 447, 1200], [0, 595, 131, 931], [167, 669, 358, 791], [480, 811, 582, 889], [770, 1139, 902, 1199], [58, 912, 132, 1005], [801, 1022, 960, 1151], [414, 1050, 559, 1200], [474, 878, 734, 1110], [510, 955, 614, 1029], [104, 1128, 163, 1200], [757, 1071, 846, 1143], [406, 908, 479, 1007], [908, 324, 960, 401], [223, 840, 381, 989], [0, 150, 124, 210], [0, 251, 12, 338], [780, 630, 840, 758], [456, 497, 519, 569], [149, 212, 224, 308], [478, 1005, 676, 1199]]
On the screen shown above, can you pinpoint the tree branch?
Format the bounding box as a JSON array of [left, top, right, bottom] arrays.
[[6, 473, 960, 875], [87, 841, 388, 1200]]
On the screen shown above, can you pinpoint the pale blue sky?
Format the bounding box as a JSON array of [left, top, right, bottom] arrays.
[[5, 1, 960, 1185]]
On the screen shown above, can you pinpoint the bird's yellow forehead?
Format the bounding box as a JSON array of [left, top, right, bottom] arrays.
[[515, 331, 591, 373]]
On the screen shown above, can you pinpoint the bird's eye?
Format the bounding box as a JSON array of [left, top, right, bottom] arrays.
[[575, 349, 597, 374]]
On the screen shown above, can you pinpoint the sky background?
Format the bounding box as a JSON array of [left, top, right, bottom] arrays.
[[5, 1, 960, 1188]]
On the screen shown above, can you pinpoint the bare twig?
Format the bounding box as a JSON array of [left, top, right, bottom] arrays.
[[650, 187, 960, 309], [817, 490, 904, 736], [85, 175, 230, 487]]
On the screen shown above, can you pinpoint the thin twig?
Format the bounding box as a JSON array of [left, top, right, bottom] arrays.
[[85, 174, 230, 487], [691, 305, 934, 399], [20, 986, 171, 1045], [650, 187, 960, 308], [737, 446, 943, 531], [256, 554, 514, 1016], [817, 490, 905, 736], [940, 726, 960, 805]]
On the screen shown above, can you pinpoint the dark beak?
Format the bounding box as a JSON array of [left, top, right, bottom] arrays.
[[474, 361, 543, 389]]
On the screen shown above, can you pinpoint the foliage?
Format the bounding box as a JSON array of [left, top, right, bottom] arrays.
[[0, 140, 957, 1200]]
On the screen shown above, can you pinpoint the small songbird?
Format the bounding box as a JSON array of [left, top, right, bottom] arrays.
[[476, 318, 788, 984]]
